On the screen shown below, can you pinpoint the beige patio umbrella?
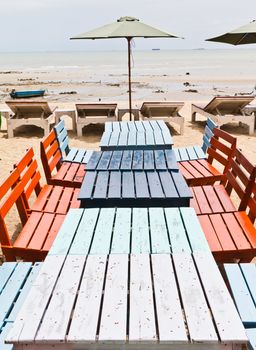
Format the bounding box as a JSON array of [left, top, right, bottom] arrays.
[[71, 16, 181, 120], [206, 20, 256, 45]]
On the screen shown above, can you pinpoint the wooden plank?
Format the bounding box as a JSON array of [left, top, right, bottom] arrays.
[[173, 253, 218, 342], [151, 254, 188, 342], [245, 329, 256, 350], [6, 255, 66, 343], [0, 263, 32, 323], [158, 171, 179, 200], [171, 171, 193, 201], [112, 121, 121, 133], [178, 148, 190, 161], [186, 146, 198, 161], [90, 208, 115, 254], [143, 150, 154, 170], [68, 255, 107, 342], [65, 148, 77, 162], [82, 150, 94, 164], [136, 132, 146, 146], [154, 150, 167, 170], [132, 150, 143, 170], [97, 151, 112, 170], [109, 132, 120, 146], [0, 322, 14, 350], [195, 254, 248, 342], [147, 171, 165, 198], [36, 255, 86, 342], [134, 172, 150, 199], [49, 208, 83, 255], [127, 121, 137, 133], [120, 121, 129, 132], [111, 208, 131, 254], [194, 145, 207, 159], [86, 151, 102, 170], [7, 263, 42, 322], [153, 130, 165, 146], [93, 171, 109, 198], [69, 208, 99, 255], [135, 121, 145, 132], [149, 208, 170, 253], [129, 254, 156, 343], [127, 130, 137, 147], [165, 150, 179, 170], [131, 208, 150, 254], [105, 122, 113, 132], [118, 131, 128, 146], [99, 131, 111, 149], [224, 264, 256, 327], [99, 255, 128, 342], [108, 171, 121, 199], [180, 207, 211, 252], [145, 131, 155, 147], [173, 148, 181, 162], [164, 208, 191, 253], [78, 171, 97, 200], [122, 172, 135, 199], [109, 151, 123, 170], [240, 264, 256, 311], [0, 263, 17, 293], [120, 150, 133, 170], [73, 149, 85, 163]]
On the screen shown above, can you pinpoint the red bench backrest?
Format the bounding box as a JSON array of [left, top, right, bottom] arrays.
[[40, 130, 62, 183], [207, 128, 236, 175]]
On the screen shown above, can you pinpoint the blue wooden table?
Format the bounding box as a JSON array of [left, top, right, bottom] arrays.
[[6, 208, 248, 349], [100, 120, 173, 150], [86, 149, 179, 171]]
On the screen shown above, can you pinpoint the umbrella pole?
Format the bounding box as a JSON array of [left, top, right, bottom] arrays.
[[127, 37, 132, 121]]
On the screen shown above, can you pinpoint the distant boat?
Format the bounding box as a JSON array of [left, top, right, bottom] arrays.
[[10, 89, 45, 98], [152, 48, 160, 51]]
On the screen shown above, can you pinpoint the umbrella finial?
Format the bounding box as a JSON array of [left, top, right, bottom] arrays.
[[117, 16, 139, 22]]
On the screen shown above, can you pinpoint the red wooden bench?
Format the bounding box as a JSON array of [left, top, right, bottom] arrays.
[[198, 179, 256, 263], [40, 130, 85, 188], [0, 167, 66, 262], [14, 148, 80, 225], [179, 128, 236, 186], [190, 149, 256, 215]]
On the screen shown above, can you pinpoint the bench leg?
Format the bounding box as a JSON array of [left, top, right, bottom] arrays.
[[77, 124, 83, 137], [44, 124, 50, 136], [191, 111, 196, 122], [248, 121, 254, 135]]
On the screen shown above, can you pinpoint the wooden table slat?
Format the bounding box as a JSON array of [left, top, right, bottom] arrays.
[[86, 151, 102, 170], [120, 150, 133, 170], [93, 171, 109, 198], [132, 150, 144, 170], [97, 151, 112, 170], [108, 171, 122, 198], [111, 208, 131, 254], [134, 171, 150, 199], [154, 150, 167, 170], [131, 208, 150, 254], [108, 151, 123, 170], [149, 207, 171, 253], [143, 150, 154, 170], [147, 171, 165, 198]]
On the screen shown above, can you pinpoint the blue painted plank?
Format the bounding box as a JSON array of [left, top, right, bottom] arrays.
[[49, 209, 83, 255], [145, 131, 155, 147], [108, 171, 121, 198], [118, 131, 128, 146], [7, 263, 42, 322], [240, 264, 256, 318], [207, 118, 217, 131], [131, 208, 150, 254], [246, 329, 256, 350], [54, 119, 65, 134], [82, 150, 94, 164], [141, 121, 153, 133], [135, 121, 145, 132], [108, 131, 120, 146], [78, 171, 97, 200], [111, 208, 131, 254], [143, 150, 154, 170], [121, 150, 133, 170], [149, 207, 171, 253], [165, 150, 179, 170], [161, 127, 173, 146], [122, 172, 135, 198], [136, 132, 146, 146], [65, 148, 77, 162], [0, 263, 17, 293], [178, 147, 190, 161], [93, 171, 109, 198], [186, 146, 198, 160], [0, 322, 14, 349], [171, 171, 193, 201], [134, 172, 150, 198], [154, 150, 167, 170], [86, 151, 102, 170], [109, 151, 122, 170], [224, 264, 256, 327], [173, 148, 181, 162], [132, 150, 143, 170], [73, 149, 86, 163], [120, 121, 129, 132], [127, 121, 136, 133], [150, 120, 161, 132], [104, 122, 113, 132], [127, 130, 137, 146], [0, 263, 32, 323], [112, 122, 121, 133], [158, 171, 179, 199], [90, 208, 115, 254], [193, 146, 206, 159], [99, 131, 111, 149], [153, 130, 165, 146], [97, 151, 112, 170], [147, 171, 164, 198], [69, 208, 99, 255]]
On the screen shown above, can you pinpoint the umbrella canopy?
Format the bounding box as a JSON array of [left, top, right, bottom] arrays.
[[71, 16, 181, 119], [206, 20, 256, 45]]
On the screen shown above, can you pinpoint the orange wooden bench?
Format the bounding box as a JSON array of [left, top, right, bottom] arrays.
[[14, 148, 80, 225], [179, 128, 236, 186], [40, 130, 85, 188], [0, 167, 66, 262], [190, 149, 256, 215], [198, 182, 256, 263]]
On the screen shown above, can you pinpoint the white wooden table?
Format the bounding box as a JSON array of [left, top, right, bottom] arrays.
[[6, 208, 248, 349]]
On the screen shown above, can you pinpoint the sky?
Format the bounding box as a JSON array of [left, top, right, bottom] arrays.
[[1, 0, 255, 52]]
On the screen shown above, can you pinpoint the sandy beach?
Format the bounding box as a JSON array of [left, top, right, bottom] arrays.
[[0, 50, 256, 261]]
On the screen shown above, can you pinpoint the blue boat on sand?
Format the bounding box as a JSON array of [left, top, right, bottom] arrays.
[[10, 89, 45, 98]]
